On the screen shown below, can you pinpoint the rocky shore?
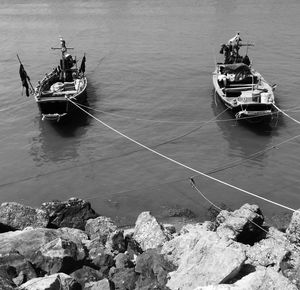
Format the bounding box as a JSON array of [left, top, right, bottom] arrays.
[[0, 198, 299, 289]]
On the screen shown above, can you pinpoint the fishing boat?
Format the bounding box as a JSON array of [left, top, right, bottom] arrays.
[[212, 33, 276, 122], [33, 38, 87, 121]]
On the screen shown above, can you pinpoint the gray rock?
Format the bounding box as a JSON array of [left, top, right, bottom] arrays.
[[286, 209, 300, 243], [0, 202, 49, 231], [162, 223, 215, 267], [84, 278, 111, 290], [109, 268, 138, 290], [31, 237, 85, 274], [19, 272, 82, 290], [0, 227, 88, 275], [114, 253, 134, 269], [194, 268, 298, 290], [246, 227, 290, 270], [280, 249, 300, 288], [133, 211, 169, 251], [41, 197, 98, 230], [162, 227, 246, 289], [0, 250, 37, 284], [135, 249, 175, 290], [70, 266, 103, 287], [105, 230, 126, 253], [85, 238, 114, 273], [0, 267, 17, 289], [85, 216, 117, 242], [216, 203, 264, 243]]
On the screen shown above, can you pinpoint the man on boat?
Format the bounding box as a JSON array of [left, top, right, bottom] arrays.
[[227, 32, 242, 49], [227, 32, 242, 61]]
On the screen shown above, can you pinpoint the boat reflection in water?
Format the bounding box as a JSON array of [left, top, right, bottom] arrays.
[[30, 103, 91, 164]]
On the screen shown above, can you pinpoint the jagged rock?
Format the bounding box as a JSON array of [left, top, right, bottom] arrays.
[[70, 266, 103, 287], [84, 237, 106, 261], [105, 230, 126, 253], [162, 227, 246, 290], [31, 237, 85, 274], [135, 249, 175, 290], [0, 227, 88, 276], [194, 268, 298, 290], [161, 223, 216, 266], [286, 209, 300, 243], [109, 268, 138, 290], [0, 202, 49, 231], [19, 272, 81, 290], [125, 233, 143, 258], [85, 238, 114, 273], [0, 250, 37, 284], [0, 267, 17, 289], [246, 227, 290, 270], [133, 211, 169, 251], [40, 198, 98, 230], [216, 204, 264, 244], [280, 249, 300, 288], [115, 253, 134, 269], [84, 278, 111, 290], [163, 224, 176, 235], [85, 216, 117, 242]]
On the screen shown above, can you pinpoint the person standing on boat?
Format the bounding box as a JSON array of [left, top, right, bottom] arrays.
[[228, 32, 242, 58]]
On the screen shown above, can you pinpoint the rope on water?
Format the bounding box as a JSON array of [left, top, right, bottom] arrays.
[[273, 104, 300, 125], [78, 102, 282, 124], [68, 98, 297, 213]]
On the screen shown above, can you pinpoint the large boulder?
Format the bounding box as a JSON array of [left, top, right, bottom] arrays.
[[114, 253, 134, 269], [40, 198, 98, 230], [19, 272, 81, 290], [133, 211, 170, 251], [135, 249, 175, 290], [85, 216, 117, 242], [162, 226, 246, 290], [0, 227, 88, 275], [246, 227, 290, 270], [280, 249, 300, 288], [216, 204, 264, 244], [31, 237, 85, 274], [84, 238, 114, 273], [161, 223, 216, 267], [105, 230, 126, 254], [84, 278, 111, 290], [194, 268, 298, 290], [109, 268, 138, 290], [0, 202, 49, 231], [0, 250, 37, 285], [70, 266, 103, 287], [0, 267, 17, 289], [286, 209, 300, 243]]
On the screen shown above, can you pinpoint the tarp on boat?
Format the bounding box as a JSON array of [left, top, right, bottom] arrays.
[[223, 63, 251, 75]]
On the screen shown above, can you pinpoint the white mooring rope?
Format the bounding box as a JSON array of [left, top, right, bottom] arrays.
[[68, 98, 297, 213], [273, 103, 300, 125]]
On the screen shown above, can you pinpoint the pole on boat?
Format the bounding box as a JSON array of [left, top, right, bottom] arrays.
[[17, 54, 34, 96]]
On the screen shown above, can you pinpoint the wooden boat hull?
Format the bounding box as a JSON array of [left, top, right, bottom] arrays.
[[35, 76, 87, 122], [212, 64, 275, 123]]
